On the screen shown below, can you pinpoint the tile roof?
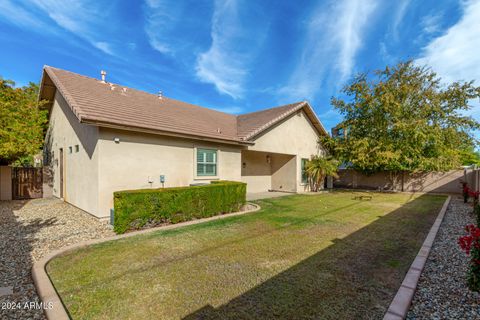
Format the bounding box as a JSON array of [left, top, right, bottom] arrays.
[[237, 102, 307, 140], [40, 66, 326, 144]]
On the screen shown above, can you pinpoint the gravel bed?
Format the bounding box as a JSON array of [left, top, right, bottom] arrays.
[[407, 197, 480, 319], [0, 198, 114, 319]]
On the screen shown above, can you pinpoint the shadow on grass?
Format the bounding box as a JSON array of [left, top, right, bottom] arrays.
[[182, 194, 445, 320]]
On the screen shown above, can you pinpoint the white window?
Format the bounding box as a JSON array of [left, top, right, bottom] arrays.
[[196, 148, 217, 176]]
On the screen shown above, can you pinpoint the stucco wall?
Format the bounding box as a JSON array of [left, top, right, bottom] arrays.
[[241, 150, 272, 193], [334, 169, 477, 194], [246, 110, 323, 192], [97, 128, 243, 218], [271, 154, 296, 192], [0, 166, 12, 201], [45, 91, 100, 215]]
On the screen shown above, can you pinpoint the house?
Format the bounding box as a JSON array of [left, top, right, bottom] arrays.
[[331, 122, 349, 139], [39, 66, 328, 219]]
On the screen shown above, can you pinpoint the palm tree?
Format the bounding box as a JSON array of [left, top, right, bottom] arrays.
[[305, 155, 339, 192]]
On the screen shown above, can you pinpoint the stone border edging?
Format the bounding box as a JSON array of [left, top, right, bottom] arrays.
[[383, 195, 452, 320], [32, 203, 261, 320]]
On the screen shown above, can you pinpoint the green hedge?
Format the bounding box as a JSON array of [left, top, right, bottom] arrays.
[[113, 181, 246, 234]]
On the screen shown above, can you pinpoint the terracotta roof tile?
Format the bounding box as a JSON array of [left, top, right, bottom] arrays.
[[237, 102, 306, 139], [41, 66, 326, 144]]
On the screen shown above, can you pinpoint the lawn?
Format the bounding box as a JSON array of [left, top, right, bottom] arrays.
[[47, 191, 446, 319]]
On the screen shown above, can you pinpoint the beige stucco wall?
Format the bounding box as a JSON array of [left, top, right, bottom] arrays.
[[46, 91, 100, 215], [334, 169, 477, 193], [241, 150, 272, 193], [245, 110, 324, 192], [97, 128, 243, 218], [45, 95, 325, 216], [271, 154, 297, 192], [0, 166, 12, 200]]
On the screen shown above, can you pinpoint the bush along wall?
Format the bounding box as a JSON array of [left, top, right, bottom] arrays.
[[458, 184, 480, 292], [113, 181, 246, 234]]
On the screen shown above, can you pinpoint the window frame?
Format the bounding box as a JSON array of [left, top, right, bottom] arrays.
[[195, 147, 219, 179]]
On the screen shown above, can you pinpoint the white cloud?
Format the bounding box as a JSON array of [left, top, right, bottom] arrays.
[[421, 13, 443, 35], [391, 0, 411, 40], [416, 0, 480, 120], [144, 0, 179, 55], [0, 1, 48, 30], [281, 0, 378, 100], [195, 0, 268, 99], [0, 0, 116, 56], [93, 42, 114, 55], [417, 1, 480, 84], [144, 0, 216, 57]]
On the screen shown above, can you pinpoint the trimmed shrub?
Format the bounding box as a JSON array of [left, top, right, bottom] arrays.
[[113, 181, 246, 234]]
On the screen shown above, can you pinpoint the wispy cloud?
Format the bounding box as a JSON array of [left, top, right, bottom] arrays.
[[0, 0, 117, 56], [31, 0, 117, 55], [281, 0, 378, 100], [391, 0, 411, 41], [144, 0, 182, 55], [93, 42, 114, 55], [195, 0, 268, 99], [417, 0, 480, 84], [417, 0, 480, 119], [0, 1, 50, 30], [144, 0, 214, 58], [420, 12, 443, 35]]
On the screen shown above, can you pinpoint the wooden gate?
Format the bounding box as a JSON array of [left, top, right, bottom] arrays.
[[12, 167, 43, 200]]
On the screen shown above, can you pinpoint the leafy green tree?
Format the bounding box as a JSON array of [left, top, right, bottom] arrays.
[[460, 146, 480, 166], [0, 78, 48, 165], [323, 61, 480, 173], [305, 156, 339, 192]]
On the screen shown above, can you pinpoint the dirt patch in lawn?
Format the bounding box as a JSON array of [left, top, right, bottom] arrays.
[[46, 191, 446, 320]]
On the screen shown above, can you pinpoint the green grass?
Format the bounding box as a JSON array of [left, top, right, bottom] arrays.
[[47, 191, 446, 319]]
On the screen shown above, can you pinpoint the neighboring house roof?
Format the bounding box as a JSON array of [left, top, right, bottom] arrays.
[[39, 66, 327, 145]]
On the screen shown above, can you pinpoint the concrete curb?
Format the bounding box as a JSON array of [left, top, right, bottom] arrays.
[[32, 203, 261, 320], [383, 195, 451, 320]]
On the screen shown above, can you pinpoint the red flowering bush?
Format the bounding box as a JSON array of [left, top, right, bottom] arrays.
[[470, 190, 480, 208], [458, 224, 480, 291]]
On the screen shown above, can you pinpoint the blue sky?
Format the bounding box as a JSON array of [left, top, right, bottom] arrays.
[[0, 0, 479, 133]]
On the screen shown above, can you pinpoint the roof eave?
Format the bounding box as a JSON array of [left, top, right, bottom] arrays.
[[301, 101, 329, 136], [81, 118, 254, 146], [243, 101, 328, 141]]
